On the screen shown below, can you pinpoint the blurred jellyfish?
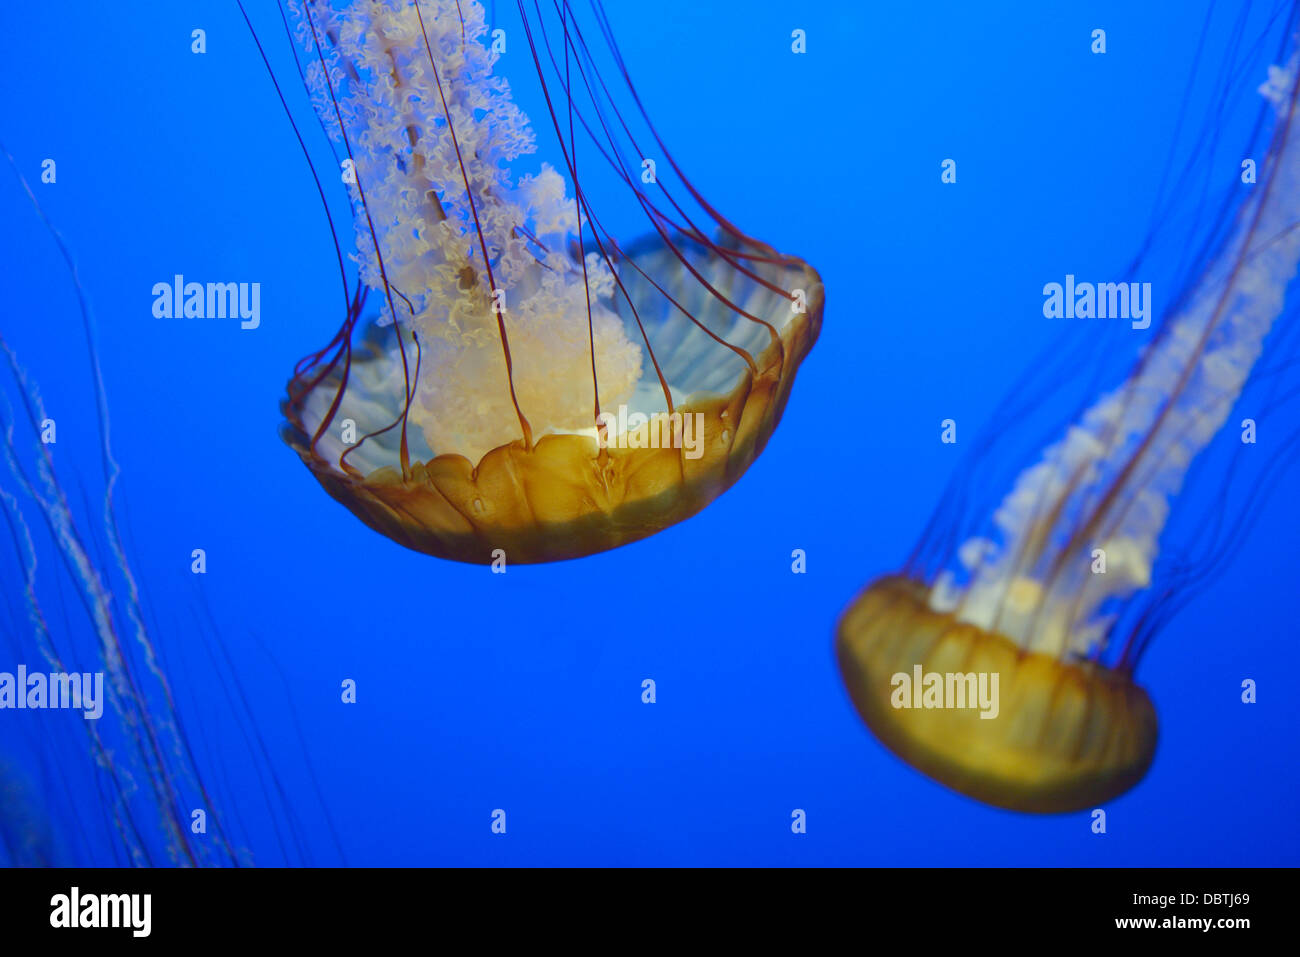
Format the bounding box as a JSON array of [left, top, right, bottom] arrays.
[[0, 151, 244, 865], [836, 28, 1300, 812], [258, 0, 822, 563], [0, 149, 338, 866]]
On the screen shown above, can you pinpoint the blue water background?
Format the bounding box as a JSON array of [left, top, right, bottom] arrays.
[[0, 0, 1296, 865]]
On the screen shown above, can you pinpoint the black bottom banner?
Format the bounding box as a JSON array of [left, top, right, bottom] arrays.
[[0, 866, 1283, 944]]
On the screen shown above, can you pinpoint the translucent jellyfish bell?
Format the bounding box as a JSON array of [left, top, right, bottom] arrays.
[[837, 576, 1159, 814], [276, 0, 822, 563], [837, 40, 1300, 812]]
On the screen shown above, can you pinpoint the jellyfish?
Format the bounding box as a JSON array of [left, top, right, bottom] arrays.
[[264, 0, 822, 564], [0, 146, 250, 864], [836, 35, 1300, 812], [0, 145, 341, 866]]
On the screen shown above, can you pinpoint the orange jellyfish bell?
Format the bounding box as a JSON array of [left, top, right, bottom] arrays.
[[836, 577, 1157, 814], [284, 233, 821, 564], [274, 0, 822, 564]]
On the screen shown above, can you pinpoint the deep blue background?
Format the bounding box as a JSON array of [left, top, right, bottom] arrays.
[[0, 0, 1296, 865]]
